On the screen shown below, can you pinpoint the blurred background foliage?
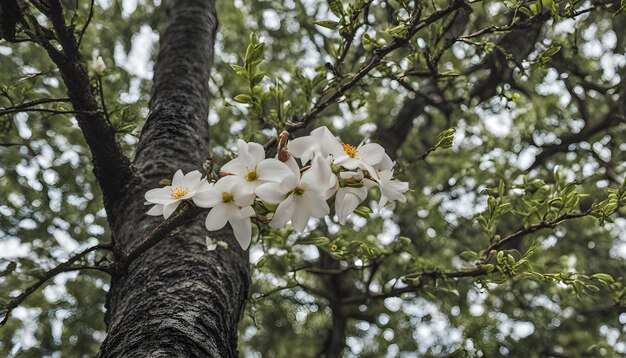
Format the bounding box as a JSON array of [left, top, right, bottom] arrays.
[[1, 0, 625, 357]]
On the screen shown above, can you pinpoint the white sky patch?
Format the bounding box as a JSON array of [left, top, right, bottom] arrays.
[[96, 0, 113, 10], [262, 9, 281, 31], [122, 0, 138, 18], [51, 229, 79, 253], [114, 25, 158, 80], [15, 113, 32, 139], [476, 106, 512, 137], [0, 237, 30, 258], [10, 307, 40, 353], [516, 145, 541, 170]]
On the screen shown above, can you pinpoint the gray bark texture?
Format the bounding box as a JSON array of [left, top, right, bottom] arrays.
[[98, 1, 250, 357]]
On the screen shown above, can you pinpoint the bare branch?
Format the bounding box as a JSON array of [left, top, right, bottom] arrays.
[[116, 204, 206, 271], [483, 210, 594, 255], [264, 0, 472, 151], [0, 243, 112, 327], [17, 1, 134, 220]]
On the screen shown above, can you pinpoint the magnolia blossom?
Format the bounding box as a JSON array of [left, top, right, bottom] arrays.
[[143, 127, 411, 248], [90, 55, 106, 75], [289, 126, 342, 164], [221, 139, 292, 195], [256, 155, 332, 232], [290, 126, 386, 177], [335, 185, 368, 224], [331, 169, 380, 224], [144, 170, 204, 219], [193, 176, 256, 250], [331, 140, 386, 176], [376, 170, 409, 208]]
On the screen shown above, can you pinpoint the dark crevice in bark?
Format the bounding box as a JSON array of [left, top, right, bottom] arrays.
[[101, 1, 250, 357]]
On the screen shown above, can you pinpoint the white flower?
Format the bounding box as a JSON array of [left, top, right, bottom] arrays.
[[288, 126, 343, 164], [331, 140, 386, 175], [91, 56, 106, 75], [376, 170, 409, 208], [193, 176, 256, 250], [221, 139, 292, 195], [255, 154, 332, 232], [289, 126, 386, 176], [144, 170, 204, 219], [335, 185, 368, 224]]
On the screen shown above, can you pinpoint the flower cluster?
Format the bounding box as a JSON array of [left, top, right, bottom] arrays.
[[144, 126, 409, 250]]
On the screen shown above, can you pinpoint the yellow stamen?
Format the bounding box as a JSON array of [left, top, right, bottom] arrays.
[[222, 192, 234, 203], [245, 171, 258, 181], [293, 187, 305, 196], [170, 187, 190, 200], [342, 143, 358, 158]]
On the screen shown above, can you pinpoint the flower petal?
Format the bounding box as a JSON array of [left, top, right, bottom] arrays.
[[256, 182, 288, 203], [303, 191, 330, 218], [183, 170, 203, 187], [302, 154, 333, 193], [256, 159, 292, 182], [205, 205, 229, 231], [358, 143, 384, 165], [163, 202, 180, 219], [290, 198, 311, 232], [230, 218, 252, 250], [289, 136, 314, 159], [147, 204, 164, 216], [283, 156, 301, 179], [145, 187, 175, 205], [238, 205, 256, 218], [337, 195, 357, 224], [221, 158, 247, 176], [171, 169, 185, 187], [193, 189, 222, 208], [316, 126, 343, 157], [270, 196, 295, 229], [247, 141, 266, 165], [234, 191, 256, 207]]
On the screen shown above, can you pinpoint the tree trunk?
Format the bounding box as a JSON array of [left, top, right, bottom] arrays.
[[99, 1, 250, 356]]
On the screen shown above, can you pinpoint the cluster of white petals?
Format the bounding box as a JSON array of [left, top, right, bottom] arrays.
[[144, 127, 409, 250]]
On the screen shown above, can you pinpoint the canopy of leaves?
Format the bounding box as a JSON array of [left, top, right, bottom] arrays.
[[1, 0, 625, 357]]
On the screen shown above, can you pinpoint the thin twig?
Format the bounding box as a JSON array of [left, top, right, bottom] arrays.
[[1, 243, 112, 326]]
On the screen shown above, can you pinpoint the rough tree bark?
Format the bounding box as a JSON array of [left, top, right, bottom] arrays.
[[99, 1, 250, 356]]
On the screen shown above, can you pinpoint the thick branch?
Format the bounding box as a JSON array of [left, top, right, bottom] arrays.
[[376, 10, 546, 159], [264, 0, 471, 151], [25, 2, 133, 220], [134, 0, 217, 171], [115, 204, 205, 271]]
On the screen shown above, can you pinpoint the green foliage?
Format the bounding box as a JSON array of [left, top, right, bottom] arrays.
[[1, 0, 626, 357]]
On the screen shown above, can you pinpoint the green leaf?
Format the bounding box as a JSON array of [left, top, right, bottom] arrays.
[[591, 273, 614, 283], [361, 33, 381, 51], [354, 205, 372, 218], [314, 20, 339, 29], [233, 94, 253, 103], [328, 0, 345, 17]]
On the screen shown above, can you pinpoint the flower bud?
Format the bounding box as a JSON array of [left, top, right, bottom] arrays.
[[90, 56, 106, 75]]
